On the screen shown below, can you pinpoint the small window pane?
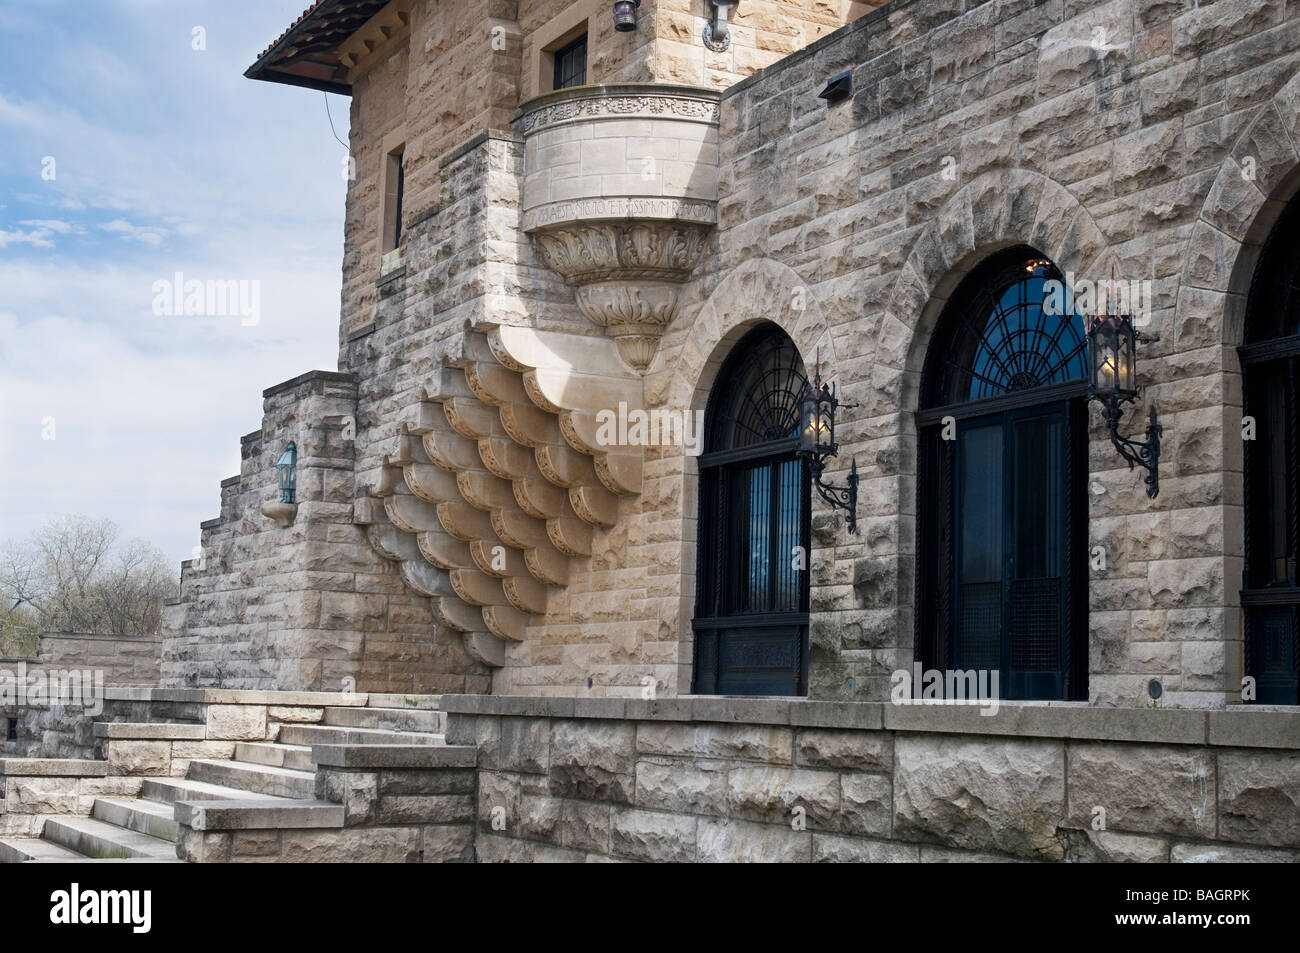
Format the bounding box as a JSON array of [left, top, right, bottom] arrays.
[[553, 35, 587, 90]]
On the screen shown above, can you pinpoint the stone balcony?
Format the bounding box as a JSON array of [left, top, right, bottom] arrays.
[[516, 83, 721, 372]]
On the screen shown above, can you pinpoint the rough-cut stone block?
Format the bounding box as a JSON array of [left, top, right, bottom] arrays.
[[1068, 742, 1215, 839], [696, 818, 812, 863], [840, 773, 892, 837], [812, 834, 917, 862], [376, 794, 474, 825], [635, 723, 793, 763], [1217, 750, 1300, 847], [610, 808, 696, 862], [727, 765, 842, 828], [279, 826, 420, 863], [634, 758, 727, 815], [548, 721, 635, 804], [499, 717, 551, 774], [420, 824, 474, 862], [561, 799, 611, 853], [205, 705, 268, 741], [795, 729, 893, 772], [106, 740, 172, 777], [4, 777, 80, 814], [894, 735, 1066, 860]]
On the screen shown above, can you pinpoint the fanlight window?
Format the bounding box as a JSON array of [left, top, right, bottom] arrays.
[[706, 325, 808, 451], [917, 246, 1089, 702], [925, 252, 1089, 407], [695, 324, 811, 696]]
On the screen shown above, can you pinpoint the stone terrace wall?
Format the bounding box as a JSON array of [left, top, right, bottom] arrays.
[[1, 633, 162, 759], [444, 694, 1300, 861], [641, 0, 1300, 705]]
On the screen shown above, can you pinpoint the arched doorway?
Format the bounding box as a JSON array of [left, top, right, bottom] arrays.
[[693, 324, 811, 695], [916, 245, 1090, 701], [1241, 194, 1300, 705]]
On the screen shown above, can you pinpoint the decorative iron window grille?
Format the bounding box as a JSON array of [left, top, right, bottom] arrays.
[[1241, 195, 1300, 705], [916, 246, 1089, 702], [694, 324, 811, 696]]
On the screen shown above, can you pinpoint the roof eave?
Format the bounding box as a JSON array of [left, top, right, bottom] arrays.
[[244, 63, 353, 96]]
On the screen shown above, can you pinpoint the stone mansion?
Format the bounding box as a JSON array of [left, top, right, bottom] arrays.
[[5, 0, 1297, 864]]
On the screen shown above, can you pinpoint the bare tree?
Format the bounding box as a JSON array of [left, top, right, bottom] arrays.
[[0, 515, 176, 640]]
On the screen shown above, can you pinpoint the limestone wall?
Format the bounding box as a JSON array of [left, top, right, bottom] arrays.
[[637, 0, 1300, 705], [337, 0, 881, 339], [444, 694, 1300, 861], [160, 372, 490, 695]]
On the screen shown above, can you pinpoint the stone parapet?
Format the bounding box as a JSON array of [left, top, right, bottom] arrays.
[[444, 695, 1300, 862]]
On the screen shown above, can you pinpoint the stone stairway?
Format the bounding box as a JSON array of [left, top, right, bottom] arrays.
[[0, 703, 446, 862]]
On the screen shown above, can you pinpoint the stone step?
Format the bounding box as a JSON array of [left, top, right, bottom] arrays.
[[235, 742, 314, 772], [321, 706, 445, 732], [279, 723, 444, 747], [0, 836, 86, 863], [43, 816, 177, 860], [174, 799, 344, 831], [93, 722, 206, 740], [142, 776, 290, 805], [365, 693, 442, 710], [186, 759, 316, 799], [92, 797, 180, 842]]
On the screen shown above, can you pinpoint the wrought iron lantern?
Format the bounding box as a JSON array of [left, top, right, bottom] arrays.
[[798, 368, 858, 534], [613, 0, 640, 31], [275, 442, 298, 504], [1087, 312, 1161, 498]]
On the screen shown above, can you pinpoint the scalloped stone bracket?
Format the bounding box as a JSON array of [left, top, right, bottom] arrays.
[[531, 218, 713, 373]]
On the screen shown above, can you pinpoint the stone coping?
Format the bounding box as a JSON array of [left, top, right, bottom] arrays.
[[93, 722, 207, 740], [261, 369, 355, 400], [438, 695, 1300, 751], [312, 743, 476, 769], [0, 758, 109, 777], [103, 688, 442, 708], [175, 799, 344, 831]]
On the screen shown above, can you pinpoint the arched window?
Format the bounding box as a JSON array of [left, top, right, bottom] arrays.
[[917, 246, 1090, 701], [694, 324, 811, 695], [1241, 195, 1300, 704]]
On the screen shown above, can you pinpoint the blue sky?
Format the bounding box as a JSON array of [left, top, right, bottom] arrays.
[[0, 1, 351, 565]]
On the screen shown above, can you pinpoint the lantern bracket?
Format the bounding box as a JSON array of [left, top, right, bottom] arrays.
[[798, 375, 859, 534], [809, 454, 859, 535], [1093, 394, 1162, 499]]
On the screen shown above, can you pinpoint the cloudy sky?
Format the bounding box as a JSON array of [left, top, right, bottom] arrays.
[[0, 1, 350, 566]]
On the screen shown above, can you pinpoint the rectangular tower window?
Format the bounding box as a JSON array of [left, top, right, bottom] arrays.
[[383, 148, 404, 254], [552, 34, 587, 90]]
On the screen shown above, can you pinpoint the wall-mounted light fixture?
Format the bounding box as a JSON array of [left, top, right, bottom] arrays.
[[798, 366, 858, 534], [613, 0, 640, 32], [704, 1, 738, 52], [1087, 312, 1162, 498], [276, 442, 298, 503], [262, 441, 299, 527], [818, 70, 852, 103]]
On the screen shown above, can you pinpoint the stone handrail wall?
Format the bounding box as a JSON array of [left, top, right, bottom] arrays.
[[442, 695, 1300, 862]]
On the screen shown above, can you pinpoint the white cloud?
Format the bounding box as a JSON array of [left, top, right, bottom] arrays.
[[18, 219, 84, 234], [101, 218, 167, 246], [0, 227, 55, 248]]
